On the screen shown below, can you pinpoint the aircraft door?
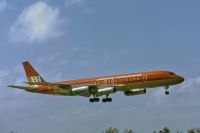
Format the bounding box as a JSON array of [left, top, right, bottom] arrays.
[[143, 75, 148, 81]]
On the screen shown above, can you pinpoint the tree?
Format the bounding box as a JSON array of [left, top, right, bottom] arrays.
[[152, 130, 157, 133], [102, 127, 119, 133], [188, 128, 200, 133], [159, 127, 170, 133], [122, 129, 135, 133], [163, 127, 170, 133], [188, 128, 196, 133]]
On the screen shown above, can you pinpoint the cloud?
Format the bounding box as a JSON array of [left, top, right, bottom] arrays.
[[0, 65, 25, 86], [9, 1, 64, 43], [0, 70, 9, 85], [0, 0, 7, 12], [65, 0, 86, 7], [64, 0, 93, 14]]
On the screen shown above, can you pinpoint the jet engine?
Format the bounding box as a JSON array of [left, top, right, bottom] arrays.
[[97, 87, 116, 95], [72, 86, 89, 92], [124, 89, 146, 96]]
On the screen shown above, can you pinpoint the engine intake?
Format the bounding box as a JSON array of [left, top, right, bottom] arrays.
[[124, 89, 146, 96]]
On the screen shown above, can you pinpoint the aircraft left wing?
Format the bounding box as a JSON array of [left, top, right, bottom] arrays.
[[7, 85, 29, 90], [24, 81, 125, 88], [23, 81, 124, 97]]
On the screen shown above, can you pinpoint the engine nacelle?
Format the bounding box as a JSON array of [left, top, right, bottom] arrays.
[[97, 87, 116, 95], [124, 89, 146, 96], [72, 86, 89, 92]]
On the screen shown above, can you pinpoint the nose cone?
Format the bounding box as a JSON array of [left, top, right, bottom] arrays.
[[177, 76, 184, 83]]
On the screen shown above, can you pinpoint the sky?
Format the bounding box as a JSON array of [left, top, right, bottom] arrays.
[[0, 0, 200, 133]]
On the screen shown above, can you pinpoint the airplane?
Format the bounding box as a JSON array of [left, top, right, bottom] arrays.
[[8, 61, 184, 103]]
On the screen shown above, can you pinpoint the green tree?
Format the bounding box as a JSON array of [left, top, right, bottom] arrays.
[[197, 128, 200, 133], [102, 127, 119, 133], [122, 129, 135, 133], [152, 130, 157, 133], [159, 127, 170, 133], [188, 128, 196, 133], [188, 128, 200, 133]]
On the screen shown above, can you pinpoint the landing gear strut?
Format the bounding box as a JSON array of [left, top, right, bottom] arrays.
[[164, 86, 169, 95]]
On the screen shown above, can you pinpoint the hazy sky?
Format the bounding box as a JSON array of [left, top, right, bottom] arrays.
[[0, 0, 200, 133]]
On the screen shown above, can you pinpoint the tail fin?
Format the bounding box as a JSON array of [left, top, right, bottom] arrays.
[[23, 61, 45, 85]]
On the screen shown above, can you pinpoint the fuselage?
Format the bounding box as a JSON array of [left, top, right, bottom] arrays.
[[57, 70, 184, 88], [28, 70, 184, 95]]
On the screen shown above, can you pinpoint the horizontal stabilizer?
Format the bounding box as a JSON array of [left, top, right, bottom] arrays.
[[7, 85, 29, 90], [24, 82, 72, 89]]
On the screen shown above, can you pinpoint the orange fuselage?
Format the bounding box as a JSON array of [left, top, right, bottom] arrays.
[[30, 70, 184, 95], [57, 71, 183, 87]]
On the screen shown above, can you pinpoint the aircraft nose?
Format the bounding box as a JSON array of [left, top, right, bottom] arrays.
[[178, 76, 184, 83]]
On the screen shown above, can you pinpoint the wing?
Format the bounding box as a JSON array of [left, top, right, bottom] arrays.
[[24, 82, 125, 97]]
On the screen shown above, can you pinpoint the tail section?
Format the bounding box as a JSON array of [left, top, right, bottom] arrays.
[[23, 61, 45, 85]]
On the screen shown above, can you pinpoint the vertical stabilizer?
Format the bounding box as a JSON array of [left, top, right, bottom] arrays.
[[23, 61, 45, 84]]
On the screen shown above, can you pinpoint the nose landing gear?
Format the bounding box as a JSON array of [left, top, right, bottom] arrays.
[[165, 90, 169, 95], [164, 86, 169, 95]]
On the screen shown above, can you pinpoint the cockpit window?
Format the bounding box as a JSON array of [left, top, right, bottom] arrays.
[[169, 72, 174, 75]]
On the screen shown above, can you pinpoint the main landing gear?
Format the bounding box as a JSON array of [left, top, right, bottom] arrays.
[[89, 94, 100, 102], [164, 86, 169, 95], [89, 97, 100, 102], [102, 98, 112, 102], [102, 94, 112, 103], [89, 94, 112, 103]]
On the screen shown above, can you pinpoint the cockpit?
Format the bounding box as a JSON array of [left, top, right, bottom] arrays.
[[168, 72, 175, 75]]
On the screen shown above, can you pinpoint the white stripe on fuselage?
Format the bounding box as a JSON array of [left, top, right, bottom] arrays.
[[96, 74, 142, 81]]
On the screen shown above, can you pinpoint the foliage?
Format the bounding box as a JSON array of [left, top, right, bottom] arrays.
[[102, 127, 135, 133], [188, 128, 200, 133], [122, 129, 135, 133], [159, 127, 170, 133], [102, 127, 119, 133]]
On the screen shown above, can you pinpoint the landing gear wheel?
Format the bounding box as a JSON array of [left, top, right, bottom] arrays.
[[89, 98, 95, 103], [165, 91, 169, 95], [94, 98, 100, 102], [107, 98, 112, 102], [89, 98, 100, 102], [102, 98, 112, 102], [102, 98, 107, 103]]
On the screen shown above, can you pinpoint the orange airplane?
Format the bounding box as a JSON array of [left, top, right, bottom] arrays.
[[8, 61, 184, 102]]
